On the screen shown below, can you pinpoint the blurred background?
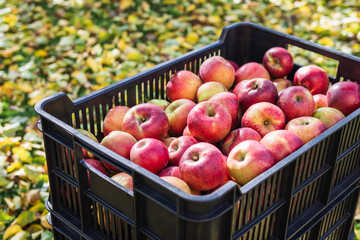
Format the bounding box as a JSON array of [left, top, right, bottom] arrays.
[[0, 0, 359, 239]]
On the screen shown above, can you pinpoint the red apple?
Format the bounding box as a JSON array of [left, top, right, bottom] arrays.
[[285, 116, 327, 144], [196, 82, 228, 102], [168, 136, 198, 166], [227, 140, 275, 185], [166, 70, 202, 102], [227, 60, 240, 71], [209, 92, 241, 129], [326, 81, 360, 116], [221, 127, 262, 156], [130, 138, 169, 174], [236, 78, 278, 111], [165, 99, 196, 137], [122, 103, 169, 140], [187, 101, 232, 143], [111, 172, 133, 191], [313, 94, 327, 110], [260, 130, 303, 163], [183, 126, 191, 136], [158, 166, 181, 178], [241, 102, 286, 137], [160, 176, 191, 194], [277, 86, 315, 121], [147, 99, 170, 110], [262, 47, 294, 78], [100, 131, 137, 172], [102, 106, 130, 136], [273, 78, 292, 94], [294, 65, 329, 95], [234, 62, 270, 85], [312, 107, 345, 129], [199, 56, 235, 89], [162, 137, 176, 148], [77, 129, 98, 159], [179, 142, 226, 191], [84, 159, 108, 186]]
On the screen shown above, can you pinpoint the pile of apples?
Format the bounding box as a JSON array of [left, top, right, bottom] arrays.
[[81, 47, 360, 195]]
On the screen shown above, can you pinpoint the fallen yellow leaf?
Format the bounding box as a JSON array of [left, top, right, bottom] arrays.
[[6, 161, 22, 173], [3, 224, 22, 240]]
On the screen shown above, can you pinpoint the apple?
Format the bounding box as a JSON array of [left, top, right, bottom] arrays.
[[162, 137, 176, 148], [313, 94, 327, 110], [111, 172, 133, 191], [100, 130, 137, 172], [209, 92, 241, 129], [234, 62, 270, 85], [199, 56, 235, 89], [179, 142, 226, 191], [277, 86, 315, 121], [130, 138, 169, 174], [326, 81, 360, 116], [227, 60, 240, 71], [241, 102, 286, 137], [183, 126, 191, 136], [102, 106, 130, 136], [147, 99, 170, 110], [158, 166, 181, 178], [262, 47, 294, 78], [221, 127, 262, 156], [312, 107, 345, 129], [260, 130, 303, 163], [122, 103, 169, 140], [227, 140, 275, 186], [165, 99, 196, 137], [168, 136, 198, 166], [84, 159, 107, 186], [293, 65, 329, 95], [196, 81, 228, 102], [273, 78, 292, 93], [285, 116, 327, 144], [166, 70, 203, 102], [160, 176, 191, 194], [187, 101, 232, 143], [77, 129, 98, 159], [236, 78, 278, 111]]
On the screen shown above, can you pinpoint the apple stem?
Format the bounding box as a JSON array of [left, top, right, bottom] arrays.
[[252, 81, 258, 89]]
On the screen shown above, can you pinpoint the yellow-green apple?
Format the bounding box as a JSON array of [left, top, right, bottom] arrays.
[[285, 116, 327, 144], [262, 47, 294, 78], [209, 92, 241, 129], [130, 138, 169, 174], [160, 176, 191, 194], [260, 130, 303, 163], [227, 140, 275, 185], [111, 172, 133, 191], [326, 81, 360, 116], [166, 70, 202, 102], [196, 82, 228, 102], [77, 129, 98, 159], [102, 106, 130, 136], [162, 137, 176, 147], [199, 56, 235, 89], [221, 127, 262, 156], [313, 94, 327, 110], [227, 60, 239, 71], [165, 99, 196, 136], [168, 136, 198, 166], [122, 103, 169, 140], [294, 65, 329, 95], [179, 142, 226, 191], [187, 101, 232, 143], [147, 99, 170, 110], [234, 62, 270, 85], [236, 78, 278, 111], [273, 78, 292, 94], [277, 86, 315, 121], [84, 159, 107, 186], [241, 102, 286, 137], [312, 107, 345, 129], [158, 166, 181, 178], [100, 130, 137, 172]]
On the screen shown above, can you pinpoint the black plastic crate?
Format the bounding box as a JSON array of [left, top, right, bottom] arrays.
[[35, 22, 360, 240]]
